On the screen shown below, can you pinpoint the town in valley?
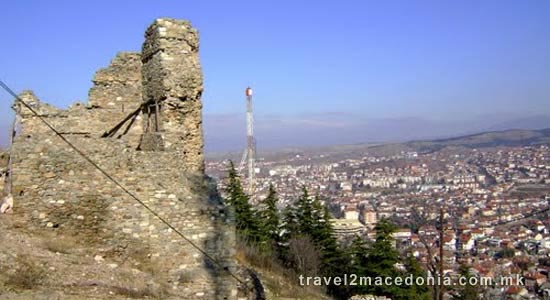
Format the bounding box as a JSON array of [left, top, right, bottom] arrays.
[[208, 133, 550, 299]]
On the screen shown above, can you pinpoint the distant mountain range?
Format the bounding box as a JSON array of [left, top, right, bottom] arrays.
[[375, 128, 550, 155], [486, 115, 550, 132], [337, 127, 550, 155], [203, 113, 550, 153], [208, 128, 550, 162]]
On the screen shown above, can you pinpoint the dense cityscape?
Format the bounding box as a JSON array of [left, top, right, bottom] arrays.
[[208, 143, 550, 299]]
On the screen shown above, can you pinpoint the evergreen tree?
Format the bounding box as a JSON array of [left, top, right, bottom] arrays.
[[224, 162, 266, 247], [310, 195, 351, 299], [277, 205, 297, 262], [364, 218, 402, 298], [346, 236, 370, 297], [276, 187, 355, 299], [313, 198, 343, 269], [259, 183, 280, 248], [281, 203, 299, 241], [366, 218, 399, 274], [295, 187, 315, 236], [348, 236, 369, 276], [403, 254, 431, 300]]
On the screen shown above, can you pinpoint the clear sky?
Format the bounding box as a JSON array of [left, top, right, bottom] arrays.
[[1, 0, 549, 151]]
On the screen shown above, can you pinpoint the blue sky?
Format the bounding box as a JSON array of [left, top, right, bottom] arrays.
[[1, 0, 549, 151]]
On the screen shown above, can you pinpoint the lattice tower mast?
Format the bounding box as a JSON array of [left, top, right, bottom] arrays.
[[238, 87, 256, 196]]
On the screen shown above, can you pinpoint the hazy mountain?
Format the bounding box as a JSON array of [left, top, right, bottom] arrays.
[[401, 128, 550, 153], [287, 128, 550, 159], [487, 115, 550, 131], [204, 113, 550, 153]]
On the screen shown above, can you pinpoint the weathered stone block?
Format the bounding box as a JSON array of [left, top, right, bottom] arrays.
[[138, 132, 164, 151], [88, 52, 142, 111]]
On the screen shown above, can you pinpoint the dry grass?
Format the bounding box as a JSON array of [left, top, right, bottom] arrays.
[[111, 269, 168, 300], [43, 236, 75, 254], [3, 255, 46, 290], [110, 285, 163, 299], [236, 242, 276, 270], [236, 240, 331, 300], [176, 269, 194, 284], [100, 241, 171, 298]]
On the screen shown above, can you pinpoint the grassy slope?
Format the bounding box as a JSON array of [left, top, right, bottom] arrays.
[[235, 244, 334, 300]]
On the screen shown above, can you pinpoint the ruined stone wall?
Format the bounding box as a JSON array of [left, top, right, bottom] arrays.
[[5, 18, 236, 300], [89, 52, 142, 111], [141, 19, 205, 172]]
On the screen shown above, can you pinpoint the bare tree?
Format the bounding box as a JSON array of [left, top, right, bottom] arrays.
[[411, 205, 440, 300], [287, 236, 321, 277]]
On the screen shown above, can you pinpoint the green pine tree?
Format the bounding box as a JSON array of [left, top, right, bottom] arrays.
[[403, 254, 431, 300], [311, 195, 351, 299], [258, 183, 280, 250], [277, 205, 296, 261], [279, 187, 353, 299], [348, 236, 369, 275], [281, 201, 299, 238], [295, 187, 315, 236], [224, 162, 266, 247], [364, 218, 402, 298], [346, 236, 370, 296]]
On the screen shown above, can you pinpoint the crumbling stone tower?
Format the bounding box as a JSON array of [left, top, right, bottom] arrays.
[[5, 18, 236, 300], [140, 19, 204, 173]]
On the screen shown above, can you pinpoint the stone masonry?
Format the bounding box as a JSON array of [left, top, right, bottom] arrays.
[[140, 19, 204, 170], [4, 18, 236, 300]]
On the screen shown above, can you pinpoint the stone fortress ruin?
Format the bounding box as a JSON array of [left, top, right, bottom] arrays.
[[2, 18, 237, 299]]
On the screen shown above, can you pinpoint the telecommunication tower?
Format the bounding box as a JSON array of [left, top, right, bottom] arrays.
[[239, 87, 256, 196]]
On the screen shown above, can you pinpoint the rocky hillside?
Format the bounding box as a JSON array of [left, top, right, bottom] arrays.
[[0, 213, 330, 300], [0, 215, 171, 299]]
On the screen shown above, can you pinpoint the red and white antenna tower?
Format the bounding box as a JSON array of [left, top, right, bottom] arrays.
[[239, 87, 256, 196]]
